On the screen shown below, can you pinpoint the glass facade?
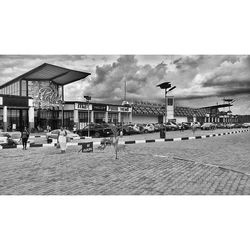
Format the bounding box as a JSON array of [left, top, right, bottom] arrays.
[[0, 108, 3, 130], [63, 111, 74, 130], [108, 113, 118, 124], [0, 81, 22, 96], [35, 109, 60, 131], [6, 109, 28, 131], [94, 112, 105, 123]]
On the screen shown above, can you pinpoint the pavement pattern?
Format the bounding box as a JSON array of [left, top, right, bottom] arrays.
[[0, 131, 250, 195]]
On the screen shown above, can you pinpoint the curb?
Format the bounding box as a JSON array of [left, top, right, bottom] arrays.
[[0, 129, 249, 150], [121, 129, 249, 145], [29, 135, 91, 140]]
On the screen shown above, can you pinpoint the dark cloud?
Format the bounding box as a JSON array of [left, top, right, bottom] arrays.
[[84, 55, 169, 103]]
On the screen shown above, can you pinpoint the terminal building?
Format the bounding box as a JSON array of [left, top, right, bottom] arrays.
[[0, 63, 239, 132]]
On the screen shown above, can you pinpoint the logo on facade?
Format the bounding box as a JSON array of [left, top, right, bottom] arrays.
[[38, 84, 61, 108]]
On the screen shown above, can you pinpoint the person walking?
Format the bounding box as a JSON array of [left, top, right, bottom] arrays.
[[21, 127, 30, 150], [73, 124, 77, 134], [58, 127, 67, 153]]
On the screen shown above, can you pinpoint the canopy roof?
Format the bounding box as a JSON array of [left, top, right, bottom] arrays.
[[1, 63, 91, 87]]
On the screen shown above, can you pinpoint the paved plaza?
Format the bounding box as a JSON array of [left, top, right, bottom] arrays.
[[0, 130, 250, 195]]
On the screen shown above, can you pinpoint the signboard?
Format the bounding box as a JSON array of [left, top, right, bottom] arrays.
[[119, 107, 131, 112], [92, 104, 106, 111], [75, 103, 91, 110], [107, 106, 118, 112], [80, 142, 93, 153], [3, 95, 28, 107]]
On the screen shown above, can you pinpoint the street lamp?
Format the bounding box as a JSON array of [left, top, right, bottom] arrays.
[[84, 95, 91, 137], [156, 82, 176, 137], [61, 101, 65, 128]]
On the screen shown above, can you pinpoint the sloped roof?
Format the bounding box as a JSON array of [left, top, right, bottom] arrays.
[[132, 103, 207, 117], [0, 63, 91, 87]]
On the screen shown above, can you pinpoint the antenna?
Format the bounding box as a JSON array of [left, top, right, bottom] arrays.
[[124, 81, 126, 101]]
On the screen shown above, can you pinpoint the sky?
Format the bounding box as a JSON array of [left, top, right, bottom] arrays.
[[0, 55, 250, 115]]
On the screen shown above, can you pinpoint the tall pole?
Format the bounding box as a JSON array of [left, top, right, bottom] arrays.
[[165, 89, 167, 135], [62, 86, 64, 128], [87, 100, 90, 137]]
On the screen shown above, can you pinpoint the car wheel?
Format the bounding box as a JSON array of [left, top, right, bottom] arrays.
[[144, 130, 148, 133], [94, 132, 101, 138]]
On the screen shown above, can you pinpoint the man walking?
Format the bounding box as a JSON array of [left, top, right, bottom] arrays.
[[21, 127, 30, 150]]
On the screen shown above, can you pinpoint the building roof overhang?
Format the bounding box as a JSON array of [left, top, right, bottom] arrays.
[[0, 63, 91, 87]]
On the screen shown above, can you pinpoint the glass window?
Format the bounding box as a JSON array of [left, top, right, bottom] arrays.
[[167, 98, 173, 106], [21, 81, 27, 96]]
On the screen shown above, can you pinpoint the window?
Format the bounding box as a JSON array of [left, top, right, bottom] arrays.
[[167, 98, 173, 106], [21, 81, 27, 96]]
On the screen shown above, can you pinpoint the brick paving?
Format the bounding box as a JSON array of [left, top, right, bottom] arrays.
[[0, 131, 250, 195]]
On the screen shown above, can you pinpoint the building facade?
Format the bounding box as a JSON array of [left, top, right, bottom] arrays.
[[0, 63, 240, 132]]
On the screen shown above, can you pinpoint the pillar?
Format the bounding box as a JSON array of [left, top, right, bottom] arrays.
[[3, 106, 7, 132], [91, 111, 94, 123], [28, 106, 35, 130], [118, 112, 121, 123], [73, 109, 79, 128], [105, 111, 108, 123], [129, 111, 132, 123]]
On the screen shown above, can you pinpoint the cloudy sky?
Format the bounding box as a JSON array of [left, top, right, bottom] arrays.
[[0, 55, 250, 114]]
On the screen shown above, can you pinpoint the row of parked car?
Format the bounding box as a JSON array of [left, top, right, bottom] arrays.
[[75, 121, 250, 137]]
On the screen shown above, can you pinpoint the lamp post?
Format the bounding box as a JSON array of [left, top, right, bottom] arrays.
[[61, 101, 64, 128], [157, 82, 176, 137], [84, 95, 91, 137]]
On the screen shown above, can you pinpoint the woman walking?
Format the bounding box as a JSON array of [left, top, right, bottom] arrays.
[[58, 127, 67, 153], [21, 127, 30, 150]]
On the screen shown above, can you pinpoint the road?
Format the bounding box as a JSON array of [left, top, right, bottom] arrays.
[[0, 130, 249, 195]]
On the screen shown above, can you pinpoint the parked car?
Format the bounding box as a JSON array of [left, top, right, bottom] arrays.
[[234, 123, 243, 128], [225, 123, 235, 129], [191, 121, 201, 128], [77, 124, 113, 138], [181, 122, 191, 130], [153, 123, 161, 132], [216, 123, 226, 129], [201, 123, 217, 130], [164, 122, 178, 131], [242, 123, 250, 128], [47, 129, 80, 141], [143, 123, 155, 133]]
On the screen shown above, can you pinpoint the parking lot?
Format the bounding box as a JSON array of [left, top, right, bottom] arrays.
[[0, 128, 249, 195]]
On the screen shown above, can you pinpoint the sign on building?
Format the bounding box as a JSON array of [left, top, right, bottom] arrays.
[[75, 103, 90, 110], [92, 104, 107, 111]]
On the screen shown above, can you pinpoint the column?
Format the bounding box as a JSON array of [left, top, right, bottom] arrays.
[[73, 109, 79, 128], [91, 111, 94, 123], [118, 112, 121, 123], [3, 106, 7, 132], [105, 111, 108, 123], [129, 111, 132, 123], [28, 106, 35, 130]]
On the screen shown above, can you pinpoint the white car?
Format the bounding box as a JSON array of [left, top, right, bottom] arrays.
[[46, 129, 80, 142], [242, 123, 250, 128], [143, 124, 155, 133]]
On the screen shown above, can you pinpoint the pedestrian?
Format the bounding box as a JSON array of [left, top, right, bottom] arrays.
[[191, 122, 196, 134], [73, 124, 77, 134], [47, 125, 51, 132], [58, 127, 67, 153], [21, 126, 30, 150]]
